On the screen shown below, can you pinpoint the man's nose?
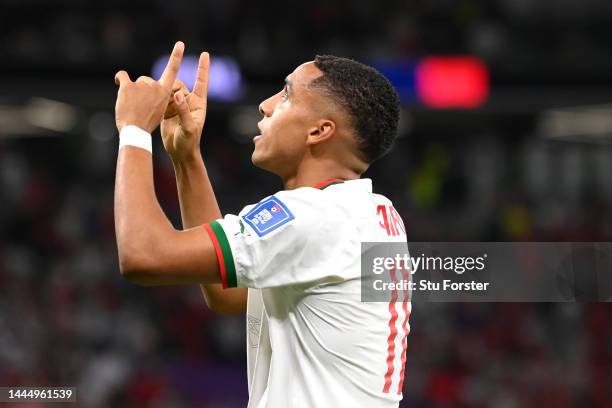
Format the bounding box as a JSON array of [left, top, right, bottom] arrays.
[[258, 96, 275, 117]]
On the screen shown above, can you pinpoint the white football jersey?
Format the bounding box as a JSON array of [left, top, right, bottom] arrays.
[[204, 178, 411, 408]]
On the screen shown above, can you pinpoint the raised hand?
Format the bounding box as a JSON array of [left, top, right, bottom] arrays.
[[161, 52, 210, 163], [114, 41, 185, 133]]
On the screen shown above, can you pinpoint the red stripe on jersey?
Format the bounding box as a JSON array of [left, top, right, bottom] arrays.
[[397, 267, 411, 394], [383, 267, 399, 393], [204, 223, 228, 289], [313, 178, 345, 190]]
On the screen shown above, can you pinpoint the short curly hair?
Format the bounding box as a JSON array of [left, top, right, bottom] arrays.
[[311, 55, 400, 163]]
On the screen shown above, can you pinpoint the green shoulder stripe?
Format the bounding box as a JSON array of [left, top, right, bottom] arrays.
[[210, 221, 238, 288]]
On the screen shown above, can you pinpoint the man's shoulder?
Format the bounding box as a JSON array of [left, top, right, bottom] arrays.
[[241, 186, 342, 214], [236, 179, 383, 232]]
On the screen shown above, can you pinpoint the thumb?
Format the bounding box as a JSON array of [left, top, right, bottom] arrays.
[[173, 91, 196, 133], [115, 70, 132, 86]]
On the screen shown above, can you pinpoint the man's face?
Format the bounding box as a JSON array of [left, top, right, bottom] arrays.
[[253, 61, 324, 176]]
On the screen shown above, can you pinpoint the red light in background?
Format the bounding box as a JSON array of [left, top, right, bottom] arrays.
[[416, 57, 489, 109]]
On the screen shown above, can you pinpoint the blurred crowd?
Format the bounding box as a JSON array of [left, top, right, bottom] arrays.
[[1, 0, 612, 407], [0, 113, 610, 407]]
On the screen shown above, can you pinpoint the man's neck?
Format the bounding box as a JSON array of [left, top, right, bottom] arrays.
[[277, 149, 368, 190], [282, 167, 361, 190]]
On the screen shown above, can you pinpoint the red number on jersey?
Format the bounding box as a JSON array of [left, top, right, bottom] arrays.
[[382, 267, 411, 394]]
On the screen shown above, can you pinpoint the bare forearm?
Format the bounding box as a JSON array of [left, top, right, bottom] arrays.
[[172, 153, 221, 227], [114, 147, 219, 286], [172, 153, 247, 314], [115, 147, 172, 270]]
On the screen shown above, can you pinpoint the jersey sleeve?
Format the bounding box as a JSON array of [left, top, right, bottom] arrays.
[[203, 189, 356, 289]]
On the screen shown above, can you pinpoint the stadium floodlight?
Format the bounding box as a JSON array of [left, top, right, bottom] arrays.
[[373, 56, 489, 109], [539, 104, 612, 142], [24, 98, 79, 133], [416, 57, 489, 109]]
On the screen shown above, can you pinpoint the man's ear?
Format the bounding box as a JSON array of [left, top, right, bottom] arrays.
[[307, 119, 336, 145]]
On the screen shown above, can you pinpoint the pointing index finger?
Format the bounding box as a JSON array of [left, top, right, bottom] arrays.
[[192, 52, 210, 97], [159, 41, 185, 89]]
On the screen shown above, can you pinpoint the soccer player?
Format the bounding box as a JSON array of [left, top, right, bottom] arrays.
[[114, 41, 411, 407]]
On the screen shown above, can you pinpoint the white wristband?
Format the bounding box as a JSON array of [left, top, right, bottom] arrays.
[[119, 125, 152, 153]]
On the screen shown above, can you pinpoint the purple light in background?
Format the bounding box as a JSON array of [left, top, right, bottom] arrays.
[[152, 54, 199, 91], [152, 54, 244, 101]]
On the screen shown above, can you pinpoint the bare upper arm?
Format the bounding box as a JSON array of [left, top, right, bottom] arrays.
[[120, 225, 222, 286]]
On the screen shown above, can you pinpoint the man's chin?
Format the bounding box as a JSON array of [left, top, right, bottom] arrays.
[[251, 151, 270, 170], [251, 152, 282, 177]]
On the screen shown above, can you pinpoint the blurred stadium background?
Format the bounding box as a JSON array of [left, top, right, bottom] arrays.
[[1, 1, 611, 407]]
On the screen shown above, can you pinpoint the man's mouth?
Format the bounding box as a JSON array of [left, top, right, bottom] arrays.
[[253, 135, 262, 142]]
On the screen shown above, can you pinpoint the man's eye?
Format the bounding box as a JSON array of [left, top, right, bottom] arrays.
[[281, 87, 289, 100]]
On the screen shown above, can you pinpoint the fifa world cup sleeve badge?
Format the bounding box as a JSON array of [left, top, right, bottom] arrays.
[[241, 196, 295, 237]]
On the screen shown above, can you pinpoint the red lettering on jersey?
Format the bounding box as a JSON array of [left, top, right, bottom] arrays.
[[377, 205, 391, 235], [389, 206, 406, 236], [377, 205, 406, 236], [389, 209, 398, 236]]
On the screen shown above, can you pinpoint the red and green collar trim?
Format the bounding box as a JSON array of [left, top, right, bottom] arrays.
[[313, 178, 345, 190]]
